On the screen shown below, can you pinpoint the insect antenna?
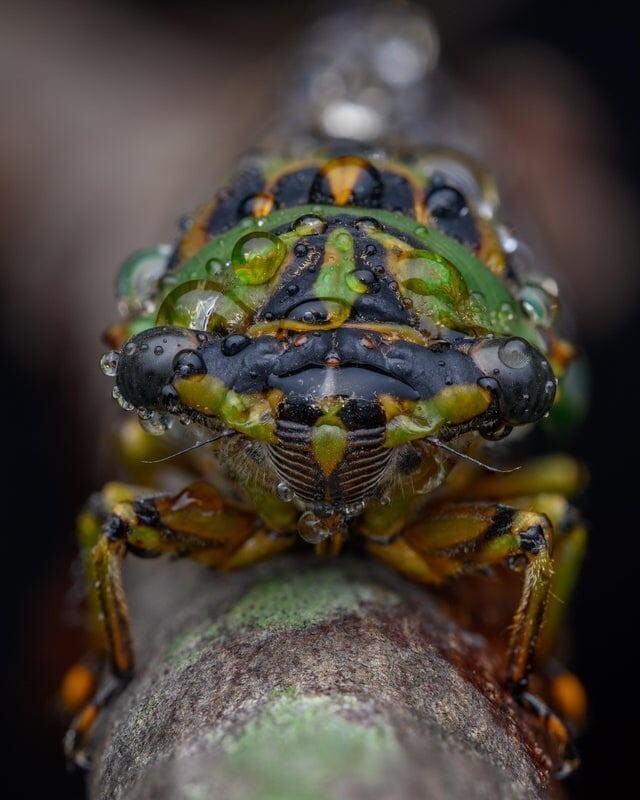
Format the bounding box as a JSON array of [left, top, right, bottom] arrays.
[[141, 430, 238, 464], [424, 437, 520, 474]]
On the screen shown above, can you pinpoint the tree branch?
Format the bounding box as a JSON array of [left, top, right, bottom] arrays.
[[88, 555, 561, 799]]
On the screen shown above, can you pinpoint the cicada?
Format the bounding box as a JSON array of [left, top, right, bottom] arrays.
[[61, 10, 586, 779]]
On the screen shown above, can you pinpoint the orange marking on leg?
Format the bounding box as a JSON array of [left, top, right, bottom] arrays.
[[550, 671, 588, 726], [60, 664, 98, 714]]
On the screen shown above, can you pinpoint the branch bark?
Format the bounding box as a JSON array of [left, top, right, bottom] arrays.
[[88, 554, 561, 800]]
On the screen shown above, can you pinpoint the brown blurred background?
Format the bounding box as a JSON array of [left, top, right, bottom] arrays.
[[2, 1, 638, 797]]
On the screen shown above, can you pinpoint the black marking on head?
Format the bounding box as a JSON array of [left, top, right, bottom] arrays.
[[207, 167, 265, 235], [379, 170, 416, 216], [271, 166, 318, 209], [426, 176, 481, 250], [337, 399, 387, 431], [349, 235, 411, 325]]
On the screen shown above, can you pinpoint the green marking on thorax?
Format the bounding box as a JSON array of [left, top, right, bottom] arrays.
[[148, 204, 543, 348]]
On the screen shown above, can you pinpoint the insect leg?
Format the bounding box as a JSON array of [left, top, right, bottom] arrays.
[[64, 480, 294, 765], [365, 501, 577, 775]]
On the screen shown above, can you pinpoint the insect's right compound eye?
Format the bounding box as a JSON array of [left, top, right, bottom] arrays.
[[115, 326, 204, 410]]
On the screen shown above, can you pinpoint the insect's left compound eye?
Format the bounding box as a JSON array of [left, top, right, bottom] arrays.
[[115, 327, 206, 411]]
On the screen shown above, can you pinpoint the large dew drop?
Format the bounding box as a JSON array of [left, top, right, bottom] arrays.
[[231, 232, 286, 285], [156, 280, 245, 332]]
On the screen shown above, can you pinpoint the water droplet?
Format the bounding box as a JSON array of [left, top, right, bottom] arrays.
[[205, 258, 223, 276], [100, 350, 120, 376], [112, 385, 134, 411], [154, 345, 164, 356], [364, 244, 377, 257], [174, 350, 206, 377], [139, 411, 171, 436], [497, 225, 518, 253], [379, 493, 391, 506], [221, 333, 251, 357], [286, 283, 300, 296], [179, 413, 192, 426], [519, 283, 558, 328], [231, 232, 286, 285], [294, 215, 327, 236], [355, 217, 382, 233], [276, 482, 295, 502], [297, 511, 331, 544], [156, 280, 245, 332], [346, 269, 376, 293], [499, 301, 516, 322], [498, 339, 531, 370], [344, 500, 365, 517], [414, 225, 428, 238], [294, 242, 308, 258], [302, 310, 316, 324], [116, 244, 172, 313]]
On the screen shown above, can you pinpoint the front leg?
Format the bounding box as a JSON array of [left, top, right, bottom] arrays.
[[365, 501, 577, 774], [64, 480, 295, 765]]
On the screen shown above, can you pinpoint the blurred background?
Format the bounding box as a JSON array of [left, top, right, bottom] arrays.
[[2, 0, 638, 796]]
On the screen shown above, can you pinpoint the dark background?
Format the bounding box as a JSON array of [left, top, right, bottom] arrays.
[[3, 1, 638, 797]]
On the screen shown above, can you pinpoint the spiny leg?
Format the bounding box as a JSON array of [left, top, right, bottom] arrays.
[[64, 480, 295, 764], [456, 455, 588, 725], [365, 501, 578, 775]]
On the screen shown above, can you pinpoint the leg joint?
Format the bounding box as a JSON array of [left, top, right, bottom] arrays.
[[103, 514, 129, 542]]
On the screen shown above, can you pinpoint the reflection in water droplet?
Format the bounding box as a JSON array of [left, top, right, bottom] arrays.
[[156, 280, 245, 332], [231, 232, 286, 285], [100, 350, 120, 376], [346, 269, 375, 293], [112, 385, 135, 411], [519, 283, 558, 328], [499, 301, 516, 322], [139, 411, 171, 436], [355, 217, 382, 233], [498, 339, 531, 369], [293, 215, 323, 235], [276, 482, 295, 503], [116, 244, 172, 314], [298, 511, 331, 544], [205, 258, 223, 275], [344, 500, 365, 517]]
